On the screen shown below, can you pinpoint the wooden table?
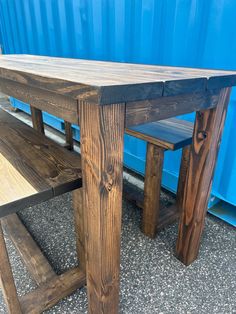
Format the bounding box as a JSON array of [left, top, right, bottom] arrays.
[[0, 55, 235, 313]]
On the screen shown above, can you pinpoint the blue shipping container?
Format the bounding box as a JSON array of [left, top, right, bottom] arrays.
[[0, 0, 236, 223]]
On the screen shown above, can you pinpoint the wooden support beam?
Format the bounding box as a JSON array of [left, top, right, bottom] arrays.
[[79, 101, 125, 313], [20, 267, 86, 314], [0, 77, 79, 124], [64, 121, 74, 150], [72, 189, 86, 274], [0, 222, 22, 314], [1, 214, 56, 286], [176, 145, 191, 210], [30, 105, 45, 134], [123, 184, 179, 232], [142, 144, 164, 238], [125, 90, 220, 127], [176, 88, 232, 265]]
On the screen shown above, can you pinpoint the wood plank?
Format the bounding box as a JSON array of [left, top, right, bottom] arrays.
[[19, 267, 86, 314], [126, 118, 193, 150], [157, 203, 180, 230], [176, 146, 191, 210], [79, 101, 125, 313], [72, 189, 86, 274], [123, 184, 179, 231], [125, 90, 221, 127], [30, 105, 44, 134], [176, 88, 232, 265], [142, 144, 164, 238], [0, 152, 53, 218], [1, 214, 56, 286], [1, 55, 236, 103], [0, 77, 78, 124], [0, 223, 22, 314], [64, 121, 74, 150], [0, 109, 82, 216], [123, 184, 144, 209]]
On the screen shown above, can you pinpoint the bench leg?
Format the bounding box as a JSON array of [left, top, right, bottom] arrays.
[[176, 88, 231, 265], [72, 189, 86, 274], [64, 121, 74, 150], [176, 145, 191, 210], [2, 214, 86, 313], [0, 222, 22, 314], [30, 105, 45, 135], [142, 143, 164, 238]]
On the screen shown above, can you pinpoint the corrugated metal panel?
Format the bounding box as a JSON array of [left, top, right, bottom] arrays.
[[1, 0, 236, 207]]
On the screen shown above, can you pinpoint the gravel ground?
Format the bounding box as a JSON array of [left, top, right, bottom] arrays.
[[0, 96, 235, 313]]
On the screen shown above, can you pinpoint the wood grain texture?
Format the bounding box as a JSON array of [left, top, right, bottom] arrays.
[[72, 189, 86, 274], [123, 184, 179, 231], [176, 88, 232, 265], [0, 223, 22, 314], [126, 118, 193, 150], [0, 152, 40, 209], [0, 77, 79, 124], [30, 105, 44, 134], [64, 121, 74, 150], [125, 90, 220, 127], [79, 101, 125, 314], [1, 55, 236, 104], [0, 109, 82, 216], [142, 144, 164, 238], [1, 214, 56, 285], [19, 267, 86, 314], [176, 146, 191, 210]]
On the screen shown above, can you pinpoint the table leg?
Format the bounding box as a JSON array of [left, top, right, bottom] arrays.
[[72, 189, 86, 274], [64, 121, 74, 150], [176, 88, 231, 265], [78, 101, 125, 314], [30, 105, 45, 134], [0, 222, 22, 314]]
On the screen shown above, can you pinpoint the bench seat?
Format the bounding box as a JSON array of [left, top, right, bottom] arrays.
[[0, 109, 82, 218], [125, 117, 194, 238], [126, 118, 193, 150]]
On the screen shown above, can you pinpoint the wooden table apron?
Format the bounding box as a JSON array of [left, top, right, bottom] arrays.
[[0, 55, 234, 314]]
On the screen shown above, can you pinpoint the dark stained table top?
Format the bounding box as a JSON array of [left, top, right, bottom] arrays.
[[0, 54, 236, 104]]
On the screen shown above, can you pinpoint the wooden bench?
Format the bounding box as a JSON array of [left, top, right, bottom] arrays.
[[0, 109, 85, 313], [125, 118, 194, 238], [31, 108, 193, 239]]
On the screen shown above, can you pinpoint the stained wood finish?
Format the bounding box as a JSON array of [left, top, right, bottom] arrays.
[[64, 121, 74, 150], [125, 90, 221, 127], [30, 105, 44, 134], [72, 189, 86, 274], [20, 267, 85, 314], [176, 146, 191, 210], [79, 101, 125, 313], [1, 214, 56, 285], [0, 223, 22, 314], [0, 77, 78, 124], [0, 213, 86, 313], [176, 88, 232, 265], [123, 184, 179, 231], [126, 118, 193, 150], [30, 105, 74, 151], [0, 55, 235, 313], [142, 144, 164, 238], [1, 55, 236, 104], [0, 109, 82, 217]]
